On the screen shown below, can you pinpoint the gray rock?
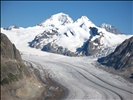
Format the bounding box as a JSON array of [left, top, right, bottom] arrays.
[[1, 33, 22, 61], [3, 25, 19, 30], [100, 23, 121, 34], [1, 33, 45, 100], [98, 36, 133, 70], [29, 29, 58, 49], [42, 43, 77, 56], [86, 27, 104, 55]]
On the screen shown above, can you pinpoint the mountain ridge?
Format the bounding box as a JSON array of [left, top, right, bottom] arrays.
[[100, 23, 121, 34], [98, 36, 133, 81], [1, 12, 132, 57], [29, 13, 131, 56]]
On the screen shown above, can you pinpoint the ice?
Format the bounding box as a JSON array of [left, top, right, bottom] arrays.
[[22, 53, 133, 100]]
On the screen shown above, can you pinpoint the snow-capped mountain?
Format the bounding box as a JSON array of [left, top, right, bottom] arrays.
[[74, 16, 96, 32], [100, 23, 121, 34], [29, 13, 132, 56], [38, 12, 73, 27], [1, 13, 132, 56]]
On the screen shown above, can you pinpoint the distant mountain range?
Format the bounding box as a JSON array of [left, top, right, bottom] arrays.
[[1, 12, 132, 56]]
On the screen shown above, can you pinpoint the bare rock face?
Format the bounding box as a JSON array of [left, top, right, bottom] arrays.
[[42, 43, 78, 56], [100, 23, 121, 34], [1, 33, 45, 100], [98, 36, 133, 79], [3, 25, 19, 30], [30, 28, 58, 49], [1, 33, 22, 61], [98, 36, 133, 69], [86, 27, 104, 55]]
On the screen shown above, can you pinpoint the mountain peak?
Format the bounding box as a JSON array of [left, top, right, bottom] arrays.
[[52, 12, 68, 16], [39, 12, 73, 27], [80, 16, 90, 21], [100, 23, 121, 34], [74, 15, 96, 29]]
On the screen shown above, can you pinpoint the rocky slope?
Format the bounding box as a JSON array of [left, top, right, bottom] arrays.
[[1, 33, 45, 100], [3, 25, 20, 30], [98, 36, 133, 79], [100, 23, 121, 34]]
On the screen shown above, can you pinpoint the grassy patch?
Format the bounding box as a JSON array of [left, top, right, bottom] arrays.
[[1, 73, 19, 85]]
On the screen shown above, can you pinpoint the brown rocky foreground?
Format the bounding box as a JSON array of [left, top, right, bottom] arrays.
[[1, 33, 67, 100]]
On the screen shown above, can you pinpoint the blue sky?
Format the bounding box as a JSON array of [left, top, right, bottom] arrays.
[[1, 1, 133, 34]]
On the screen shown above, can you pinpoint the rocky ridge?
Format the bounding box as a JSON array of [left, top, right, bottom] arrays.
[[1, 33, 46, 100], [100, 23, 121, 34], [98, 36, 133, 80]]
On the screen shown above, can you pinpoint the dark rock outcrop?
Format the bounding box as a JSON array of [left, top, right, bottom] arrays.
[[89, 27, 99, 36], [98, 36, 133, 69], [98, 36, 133, 79], [86, 27, 104, 55], [3, 25, 19, 30], [42, 43, 78, 56]]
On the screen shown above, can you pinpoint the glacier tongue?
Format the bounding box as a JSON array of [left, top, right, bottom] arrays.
[[22, 53, 133, 100]]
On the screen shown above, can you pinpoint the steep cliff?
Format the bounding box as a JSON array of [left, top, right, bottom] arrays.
[[1, 33, 45, 100], [98, 36, 133, 79]]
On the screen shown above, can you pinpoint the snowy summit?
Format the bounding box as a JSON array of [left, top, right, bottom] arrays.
[[38, 12, 73, 27]]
